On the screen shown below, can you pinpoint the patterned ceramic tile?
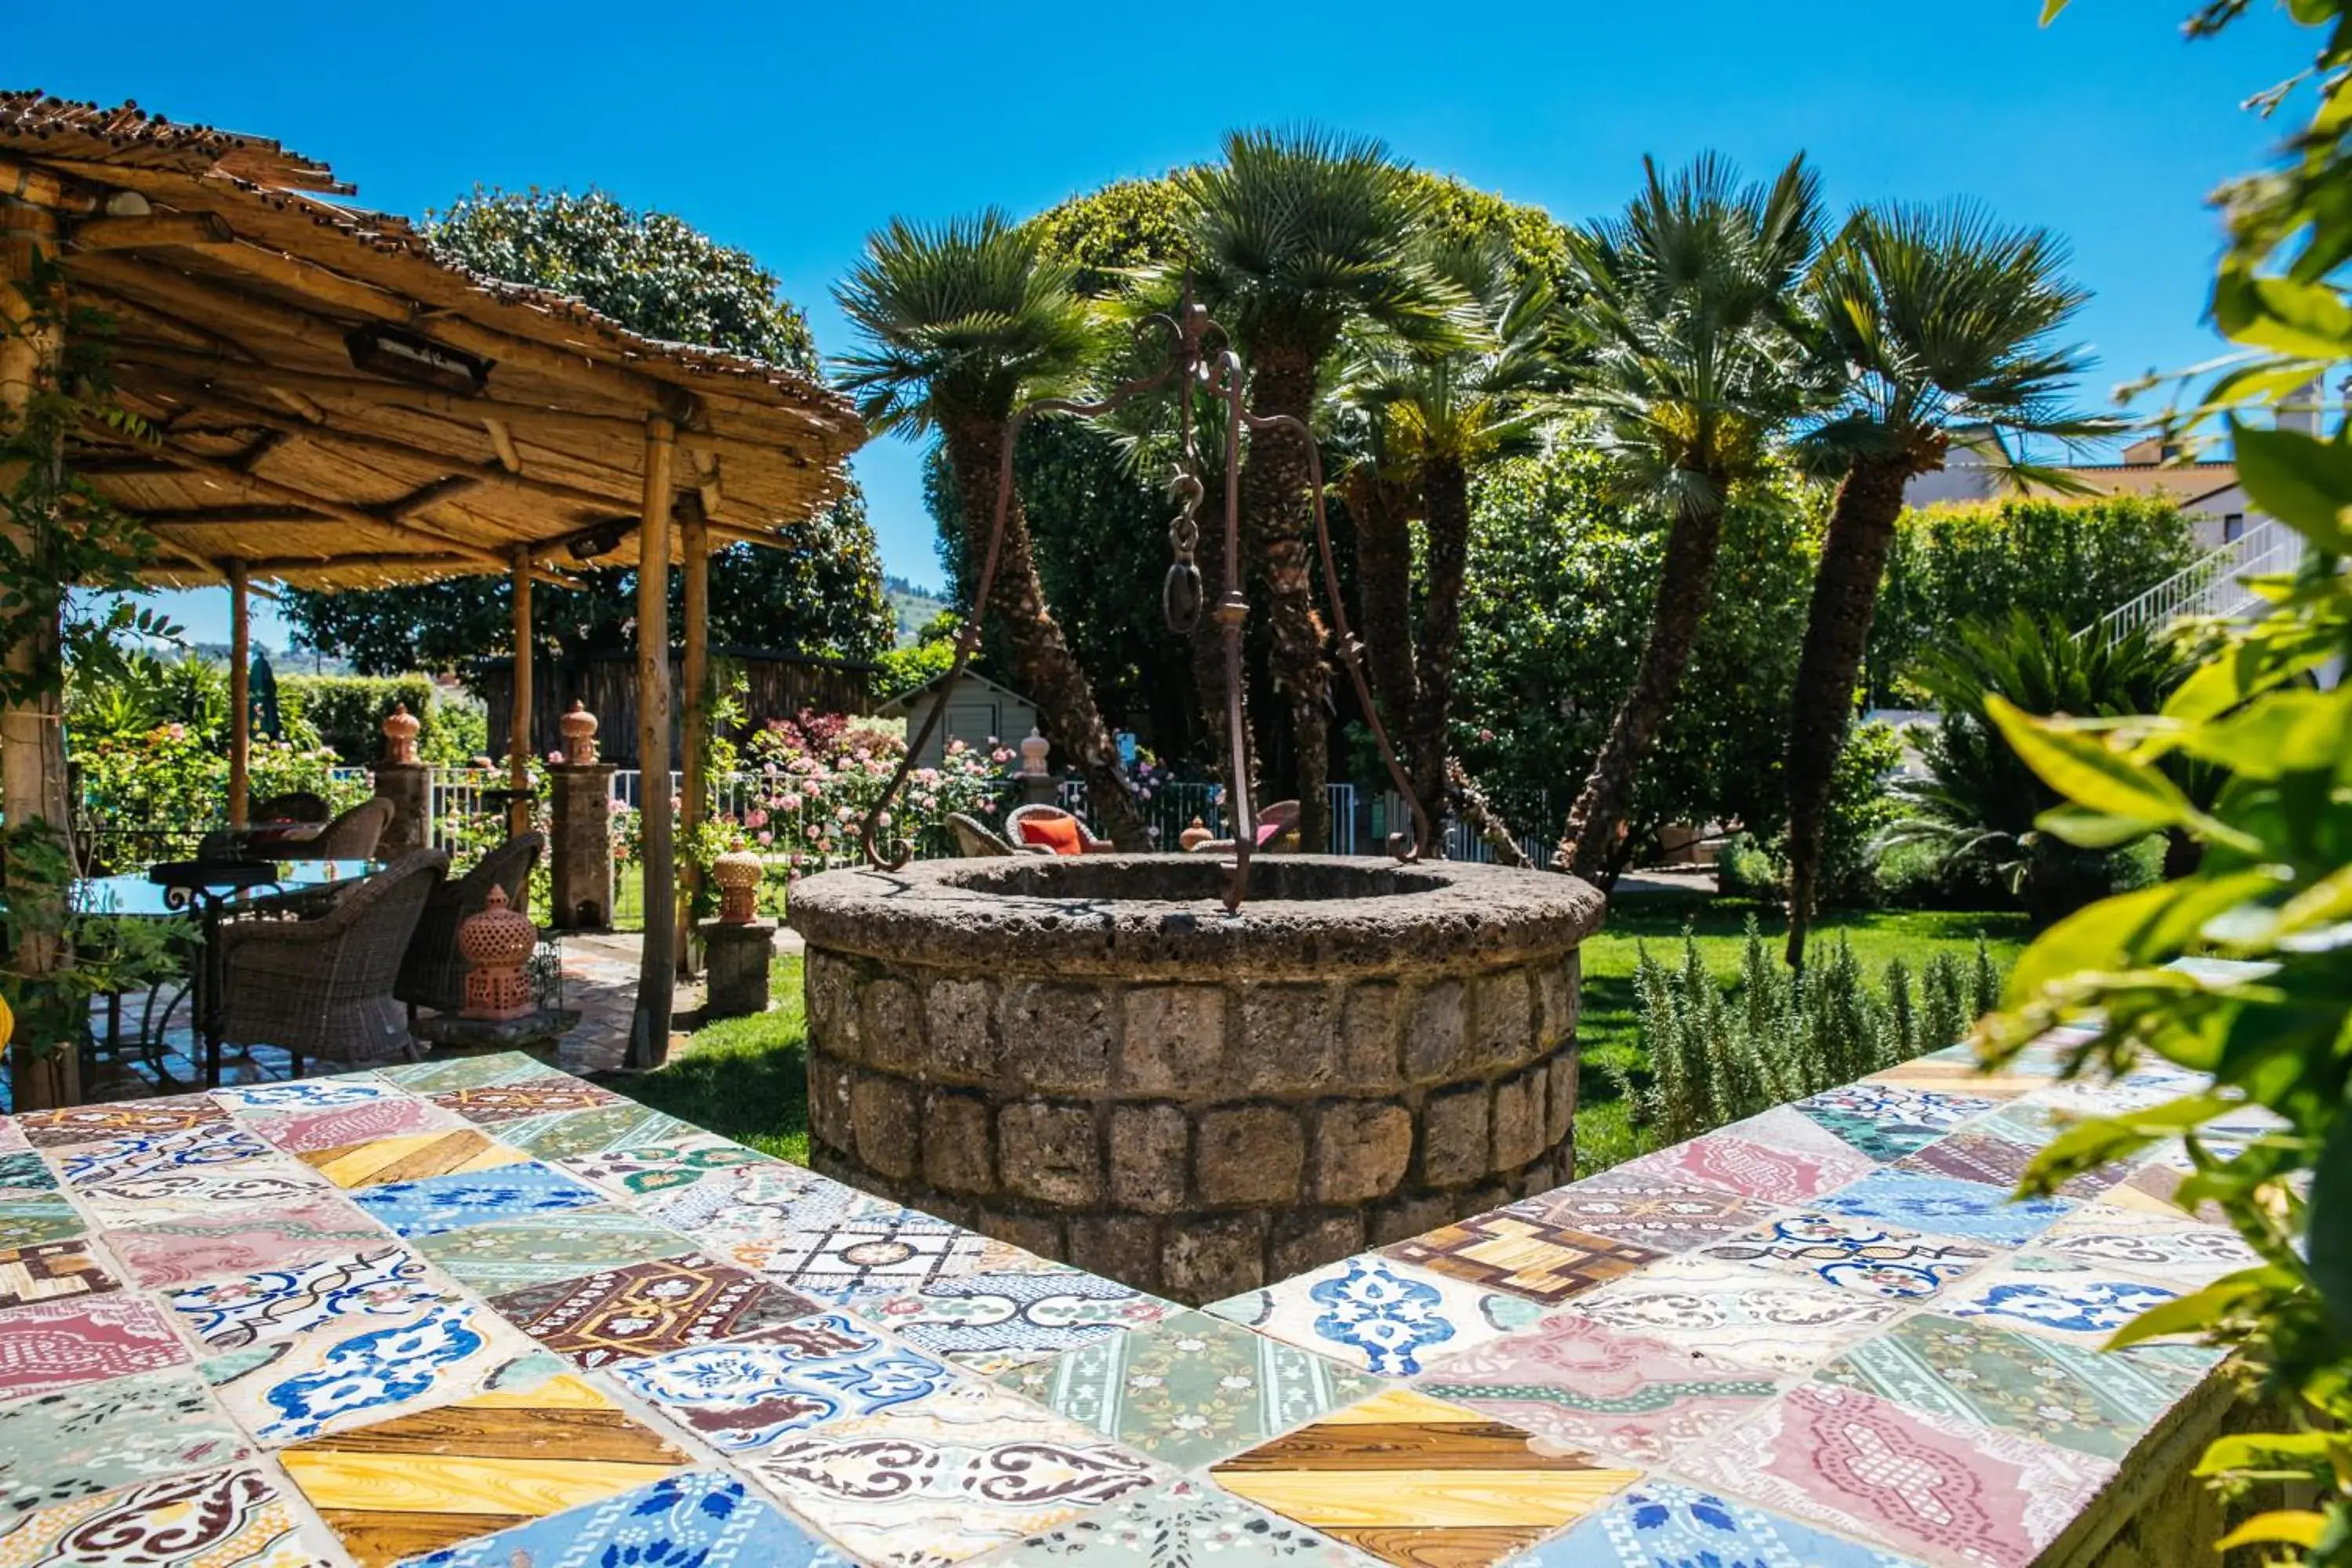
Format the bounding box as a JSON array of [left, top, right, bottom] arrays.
[[556, 1134, 776, 1199], [0, 1463, 315, 1566], [1211, 1384, 1640, 1568], [396, 1467, 847, 1568], [277, 1371, 694, 1568], [409, 1204, 699, 1292], [1693, 1213, 1997, 1300], [854, 1265, 1180, 1375], [2035, 1203, 2263, 1287], [299, 1127, 528, 1190], [0, 1367, 251, 1516], [347, 1159, 609, 1237], [1562, 1255, 1905, 1376], [1508, 1173, 1780, 1254], [106, 1193, 389, 1291], [1795, 1083, 1995, 1162], [1864, 1055, 2048, 1103], [667, 1174, 1011, 1300], [0, 1293, 191, 1399], [165, 1245, 440, 1352], [74, 1163, 332, 1225], [1940, 1258, 2190, 1346], [1209, 1253, 1544, 1377], [0, 1239, 119, 1308], [13, 1095, 230, 1148], [1519, 1479, 1927, 1568], [2106, 1157, 2230, 1224], [426, 1078, 620, 1126], [745, 1377, 1163, 1566], [1675, 1382, 2116, 1568], [996, 1308, 1382, 1470], [1809, 1168, 2073, 1247], [489, 1250, 818, 1367], [210, 1076, 394, 1116], [489, 1101, 697, 1162], [0, 1120, 25, 1155], [1615, 1107, 1877, 1206], [1385, 1213, 1664, 1305], [612, 1312, 953, 1451], [54, 1122, 274, 1186], [1813, 1311, 2219, 1459], [996, 1476, 1362, 1567], [249, 1094, 464, 1156], [0, 1149, 56, 1192], [0, 1195, 82, 1249], [1416, 1312, 1779, 1466], [376, 1051, 566, 1094]]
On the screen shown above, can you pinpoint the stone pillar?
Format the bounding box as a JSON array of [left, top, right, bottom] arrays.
[[373, 764, 430, 861], [702, 920, 775, 1020], [548, 763, 616, 930]]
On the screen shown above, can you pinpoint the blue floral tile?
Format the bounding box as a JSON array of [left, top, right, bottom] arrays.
[[55, 1122, 274, 1186], [612, 1312, 955, 1452], [349, 1160, 608, 1238], [1208, 1252, 1544, 1377], [1941, 1258, 2190, 1346], [210, 1076, 395, 1116], [1809, 1168, 2073, 1247], [1516, 1479, 1926, 1566], [400, 1467, 848, 1567], [1794, 1084, 1994, 1163], [1693, 1214, 1997, 1300]]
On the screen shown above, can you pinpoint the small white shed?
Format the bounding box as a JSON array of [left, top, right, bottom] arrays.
[[873, 670, 1040, 769]]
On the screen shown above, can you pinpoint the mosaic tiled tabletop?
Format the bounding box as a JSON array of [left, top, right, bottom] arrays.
[[0, 1040, 2248, 1568]]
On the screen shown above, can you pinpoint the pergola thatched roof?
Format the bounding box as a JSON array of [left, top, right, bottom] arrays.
[[1, 91, 867, 590]]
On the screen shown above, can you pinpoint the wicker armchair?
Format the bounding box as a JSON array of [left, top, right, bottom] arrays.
[[946, 813, 1023, 857], [1004, 804, 1112, 855], [314, 797, 394, 861], [216, 848, 448, 1072], [395, 833, 543, 1014], [249, 791, 332, 826]]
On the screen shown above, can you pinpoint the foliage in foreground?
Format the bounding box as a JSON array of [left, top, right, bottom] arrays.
[[1996, 7, 2352, 1555], [1625, 922, 2000, 1147]]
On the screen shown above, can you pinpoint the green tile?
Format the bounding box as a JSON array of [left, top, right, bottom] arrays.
[[0, 1196, 84, 1249], [411, 1203, 701, 1291], [494, 1103, 699, 1163]]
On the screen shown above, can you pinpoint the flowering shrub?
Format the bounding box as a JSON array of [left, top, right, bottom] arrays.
[[729, 710, 1013, 887], [74, 723, 368, 866]]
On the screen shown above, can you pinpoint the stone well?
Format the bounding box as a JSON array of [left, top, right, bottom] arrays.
[[786, 855, 1605, 1304]]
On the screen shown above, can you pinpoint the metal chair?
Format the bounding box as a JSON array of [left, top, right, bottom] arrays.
[[946, 813, 1024, 857], [313, 797, 394, 860], [216, 848, 448, 1073], [1005, 803, 1112, 855], [396, 832, 543, 1014]]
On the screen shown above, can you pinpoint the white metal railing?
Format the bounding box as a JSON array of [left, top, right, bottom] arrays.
[[2088, 517, 2307, 644]]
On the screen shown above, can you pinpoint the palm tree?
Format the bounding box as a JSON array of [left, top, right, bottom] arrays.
[[834, 211, 1149, 849], [1783, 202, 2107, 967], [1176, 128, 1457, 851], [1339, 235, 1563, 839], [1554, 154, 1824, 882]]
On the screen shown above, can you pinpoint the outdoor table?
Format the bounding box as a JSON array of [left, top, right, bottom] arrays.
[[73, 857, 379, 1089], [0, 1029, 2252, 1566]]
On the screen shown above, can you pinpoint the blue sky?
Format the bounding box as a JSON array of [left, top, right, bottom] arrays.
[[20, 2, 2300, 646]]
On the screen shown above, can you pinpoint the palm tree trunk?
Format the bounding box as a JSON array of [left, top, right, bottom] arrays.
[[1240, 354, 1334, 852], [1408, 455, 1472, 844], [1556, 490, 1725, 880], [1784, 455, 1910, 969], [943, 419, 1149, 850], [1345, 467, 1418, 789]]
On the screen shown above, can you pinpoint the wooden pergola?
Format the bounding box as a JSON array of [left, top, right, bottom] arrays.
[[0, 93, 867, 1096]]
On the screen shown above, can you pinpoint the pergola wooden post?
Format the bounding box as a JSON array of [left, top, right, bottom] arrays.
[[508, 546, 532, 843], [627, 416, 677, 1069], [227, 559, 250, 827], [677, 495, 709, 982], [1, 194, 77, 1109]]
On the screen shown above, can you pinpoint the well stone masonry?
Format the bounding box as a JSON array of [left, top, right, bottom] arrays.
[[787, 855, 1605, 1303]]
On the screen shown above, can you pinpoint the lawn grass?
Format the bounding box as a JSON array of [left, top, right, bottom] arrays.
[[604, 896, 2031, 1182], [1570, 894, 2030, 1172]]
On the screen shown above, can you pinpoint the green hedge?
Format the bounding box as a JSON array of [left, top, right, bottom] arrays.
[[278, 676, 485, 765]]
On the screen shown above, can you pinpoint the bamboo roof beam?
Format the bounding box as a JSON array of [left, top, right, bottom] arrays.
[[0, 153, 96, 212], [485, 418, 520, 474], [66, 212, 233, 251]]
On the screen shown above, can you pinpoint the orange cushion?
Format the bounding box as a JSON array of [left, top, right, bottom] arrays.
[[1017, 815, 1086, 856]]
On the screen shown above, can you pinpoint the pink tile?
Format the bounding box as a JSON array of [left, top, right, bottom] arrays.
[[1676, 1382, 2116, 1567], [249, 1094, 461, 1156], [1417, 1313, 1780, 1465], [0, 1294, 193, 1399], [106, 1193, 388, 1290], [1623, 1116, 1876, 1207]]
